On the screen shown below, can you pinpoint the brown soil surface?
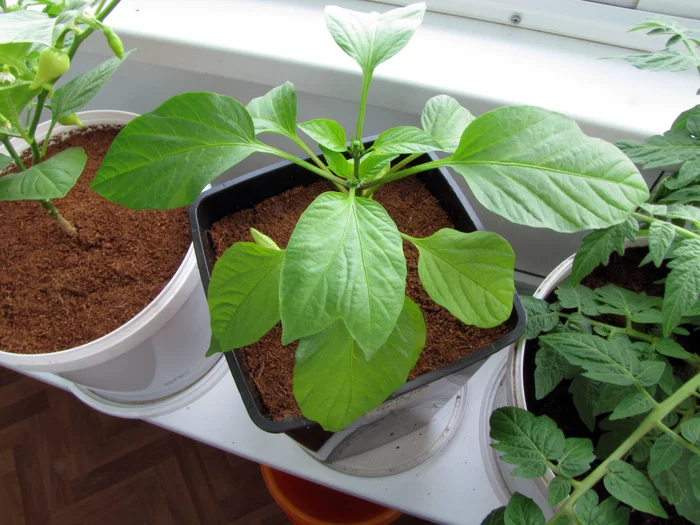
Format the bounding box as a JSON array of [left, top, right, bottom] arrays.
[[210, 177, 509, 421], [0, 126, 190, 354]]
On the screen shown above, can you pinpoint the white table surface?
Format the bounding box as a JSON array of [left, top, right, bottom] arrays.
[[6, 349, 510, 525]]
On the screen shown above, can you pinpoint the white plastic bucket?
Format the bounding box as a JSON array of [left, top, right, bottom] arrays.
[[0, 110, 219, 403]]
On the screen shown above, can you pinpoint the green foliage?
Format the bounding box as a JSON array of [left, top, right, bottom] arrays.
[[521, 297, 559, 340], [420, 95, 474, 153], [298, 118, 346, 152], [247, 82, 297, 137]]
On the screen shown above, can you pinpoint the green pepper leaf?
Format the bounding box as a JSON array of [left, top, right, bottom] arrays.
[[319, 145, 351, 179], [298, 118, 346, 152], [293, 296, 425, 431], [92, 92, 264, 209], [207, 242, 284, 350], [662, 239, 700, 336], [324, 3, 425, 73], [407, 229, 515, 328], [421, 95, 474, 153], [0, 81, 36, 130], [280, 192, 406, 357], [357, 152, 397, 180], [504, 493, 546, 525], [0, 154, 11, 171], [250, 228, 281, 250], [548, 477, 571, 507], [570, 217, 639, 286], [0, 42, 33, 77], [0, 10, 56, 46], [372, 126, 443, 154], [246, 82, 297, 138], [51, 53, 131, 120], [0, 147, 86, 201], [604, 460, 667, 518], [443, 106, 647, 232], [490, 407, 565, 479]]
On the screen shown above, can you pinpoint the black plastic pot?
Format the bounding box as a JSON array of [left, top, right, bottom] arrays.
[[189, 147, 526, 457]]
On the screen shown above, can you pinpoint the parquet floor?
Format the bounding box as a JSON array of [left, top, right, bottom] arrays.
[[0, 366, 433, 525]]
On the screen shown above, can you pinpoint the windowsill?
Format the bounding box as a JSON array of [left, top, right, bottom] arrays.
[[89, 0, 699, 142]]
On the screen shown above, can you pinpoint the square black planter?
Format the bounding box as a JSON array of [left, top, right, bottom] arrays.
[[189, 147, 526, 459]]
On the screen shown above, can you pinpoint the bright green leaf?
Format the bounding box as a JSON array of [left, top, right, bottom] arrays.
[[205, 334, 224, 357], [0, 81, 36, 130], [570, 217, 639, 285], [0, 147, 86, 201], [548, 478, 571, 507], [293, 296, 425, 431], [504, 493, 546, 525], [372, 126, 443, 154], [207, 242, 284, 350], [0, 154, 11, 171], [490, 407, 565, 479], [662, 239, 700, 336], [622, 48, 699, 71], [604, 460, 667, 518], [319, 145, 351, 179], [444, 106, 647, 232], [357, 152, 397, 180], [280, 192, 406, 356], [522, 296, 559, 340], [648, 220, 676, 267], [298, 118, 346, 152], [92, 92, 263, 209], [0, 42, 33, 76], [649, 434, 684, 476], [421, 95, 474, 153], [51, 53, 131, 120], [617, 130, 700, 170], [408, 229, 515, 328], [609, 391, 654, 420], [246, 82, 297, 137], [324, 3, 425, 73], [557, 437, 596, 477], [250, 228, 281, 250]]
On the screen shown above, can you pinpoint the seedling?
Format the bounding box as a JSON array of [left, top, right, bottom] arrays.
[[92, 3, 648, 431], [0, 0, 126, 236]]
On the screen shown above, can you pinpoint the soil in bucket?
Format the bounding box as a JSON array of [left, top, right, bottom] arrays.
[[208, 176, 510, 421], [0, 126, 191, 354], [261, 465, 402, 525]]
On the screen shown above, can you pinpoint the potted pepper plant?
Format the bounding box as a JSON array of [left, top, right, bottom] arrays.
[[91, 2, 649, 453], [0, 0, 215, 405], [485, 19, 700, 525]]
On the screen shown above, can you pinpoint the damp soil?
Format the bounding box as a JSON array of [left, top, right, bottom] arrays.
[[522, 248, 695, 525], [209, 177, 509, 421], [0, 126, 190, 354]]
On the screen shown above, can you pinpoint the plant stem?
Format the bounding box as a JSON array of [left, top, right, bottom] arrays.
[[257, 144, 348, 189], [40, 119, 57, 158], [656, 421, 700, 455], [633, 212, 700, 240], [355, 70, 372, 140], [289, 136, 346, 192], [387, 153, 421, 175], [556, 312, 654, 343], [1, 135, 27, 170], [40, 200, 76, 237], [548, 371, 700, 524], [363, 158, 446, 189]]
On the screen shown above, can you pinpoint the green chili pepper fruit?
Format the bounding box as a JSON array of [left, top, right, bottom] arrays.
[[104, 28, 125, 59], [29, 47, 70, 90], [58, 113, 84, 127]]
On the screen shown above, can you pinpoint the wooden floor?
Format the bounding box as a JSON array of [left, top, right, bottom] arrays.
[[0, 367, 433, 525]]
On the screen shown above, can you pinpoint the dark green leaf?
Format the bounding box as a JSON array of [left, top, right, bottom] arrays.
[[0, 81, 35, 130], [481, 507, 506, 525], [490, 407, 565, 479], [357, 152, 396, 181], [563, 313, 592, 334], [421, 95, 474, 153], [522, 296, 559, 339], [570, 218, 639, 285], [325, 3, 425, 73], [207, 242, 284, 350], [408, 229, 514, 328], [622, 48, 698, 72], [662, 239, 700, 336], [593, 285, 662, 322], [51, 53, 130, 120], [648, 221, 676, 268], [661, 185, 700, 204], [665, 157, 700, 190], [630, 439, 652, 463], [570, 374, 603, 432], [246, 82, 297, 137], [205, 334, 224, 357], [595, 383, 637, 416], [604, 460, 667, 518], [445, 106, 648, 232], [635, 360, 666, 387], [609, 392, 654, 420], [534, 346, 569, 399], [0, 154, 11, 171], [649, 434, 684, 475], [548, 477, 571, 507], [555, 280, 600, 316], [575, 492, 630, 525], [298, 118, 346, 152], [372, 126, 443, 154], [0, 10, 55, 46], [617, 130, 700, 170], [293, 296, 425, 431], [504, 493, 546, 525], [0, 147, 86, 201], [690, 456, 700, 500], [280, 192, 406, 356], [672, 105, 700, 132], [650, 449, 688, 505], [681, 415, 700, 445], [665, 203, 700, 225], [655, 337, 695, 361], [319, 145, 351, 179], [93, 92, 264, 209], [557, 437, 596, 477]]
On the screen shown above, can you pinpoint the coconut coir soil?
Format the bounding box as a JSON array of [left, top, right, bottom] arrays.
[[0, 127, 190, 354], [209, 177, 509, 421]]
